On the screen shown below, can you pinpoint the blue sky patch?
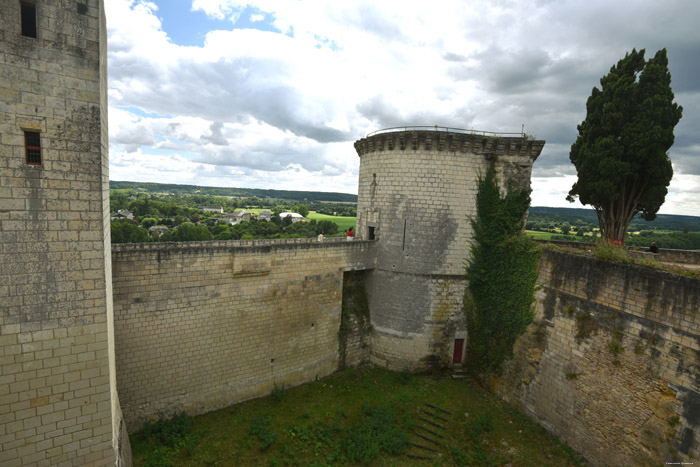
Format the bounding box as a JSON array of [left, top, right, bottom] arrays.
[[153, 0, 225, 46], [119, 106, 171, 119], [153, 1, 280, 47]]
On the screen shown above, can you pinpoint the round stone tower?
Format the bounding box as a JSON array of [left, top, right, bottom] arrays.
[[354, 127, 545, 370]]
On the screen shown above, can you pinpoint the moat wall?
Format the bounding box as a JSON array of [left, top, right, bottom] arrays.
[[110, 239, 699, 465], [111, 239, 375, 430], [494, 249, 700, 465]]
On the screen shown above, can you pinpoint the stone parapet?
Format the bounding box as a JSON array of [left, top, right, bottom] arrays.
[[355, 130, 545, 161], [534, 239, 700, 265]]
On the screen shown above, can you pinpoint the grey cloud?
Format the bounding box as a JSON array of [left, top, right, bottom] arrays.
[[113, 125, 155, 152], [450, 46, 601, 99], [673, 93, 700, 150], [667, 45, 700, 94], [355, 95, 476, 130], [201, 122, 228, 145], [532, 143, 574, 173], [442, 52, 466, 62], [109, 52, 353, 145], [670, 144, 700, 175], [195, 138, 332, 172]]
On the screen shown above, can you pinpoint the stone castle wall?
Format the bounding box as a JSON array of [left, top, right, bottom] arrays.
[[354, 131, 544, 370], [108, 237, 700, 466], [3, 3, 696, 464], [0, 1, 124, 465], [494, 249, 700, 465], [111, 239, 376, 430]]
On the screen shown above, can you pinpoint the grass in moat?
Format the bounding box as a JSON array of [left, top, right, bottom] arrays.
[[307, 212, 356, 232], [130, 366, 586, 466]]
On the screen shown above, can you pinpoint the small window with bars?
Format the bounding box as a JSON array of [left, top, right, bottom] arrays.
[[25, 131, 41, 165]]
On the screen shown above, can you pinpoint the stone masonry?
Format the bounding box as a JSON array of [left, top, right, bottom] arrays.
[[354, 130, 544, 370], [3, 3, 698, 466], [0, 1, 128, 466], [494, 249, 700, 465], [111, 239, 376, 430]]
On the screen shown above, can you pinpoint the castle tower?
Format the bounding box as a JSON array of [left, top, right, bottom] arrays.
[[354, 128, 545, 370], [0, 1, 128, 465]]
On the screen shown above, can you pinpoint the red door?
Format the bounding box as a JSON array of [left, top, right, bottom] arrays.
[[453, 339, 464, 364]]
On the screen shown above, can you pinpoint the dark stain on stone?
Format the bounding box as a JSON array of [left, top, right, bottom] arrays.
[[681, 389, 700, 428], [584, 258, 609, 301], [367, 269, 432, 333], [679, 427, 693, 455], [77, 3, 88, 15], [541, 290, 556, 321]]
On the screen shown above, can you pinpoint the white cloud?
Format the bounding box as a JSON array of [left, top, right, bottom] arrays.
[[109, 147, 358, 193], [105, 0, 700, 216]]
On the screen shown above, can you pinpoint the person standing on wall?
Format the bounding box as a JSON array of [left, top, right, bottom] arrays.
[[347, 227, 354, 241]]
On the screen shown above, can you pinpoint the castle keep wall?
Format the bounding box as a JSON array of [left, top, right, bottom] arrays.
[[0, 1, 125, 465], [111, 239, 376, 430], [354, 131, 544, 369], [495, 249, 700, 465]]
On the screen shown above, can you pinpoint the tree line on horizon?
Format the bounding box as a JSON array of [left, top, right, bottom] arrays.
[[111, 216, 342, 244], [109, 190, 355, 244], [109, 181, 358, 204]]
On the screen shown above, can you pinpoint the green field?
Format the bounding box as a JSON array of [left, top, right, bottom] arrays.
[[307, 212, 356, 231], [526, 231, 599, 241], [130, 366, 585, 466], [526, 230, 557, 240]]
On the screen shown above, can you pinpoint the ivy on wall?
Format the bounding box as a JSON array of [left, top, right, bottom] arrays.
[[466, 168, 540, 372]]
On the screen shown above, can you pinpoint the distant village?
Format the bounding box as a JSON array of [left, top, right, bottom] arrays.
[[112, 206, 303, 234]]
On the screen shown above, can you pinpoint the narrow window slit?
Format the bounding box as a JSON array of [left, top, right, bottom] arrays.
[[402, 220, 407, 251], [21, 2, 37, 38]]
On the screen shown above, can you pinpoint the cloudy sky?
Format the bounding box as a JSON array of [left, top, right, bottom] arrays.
[[105, 0, 700, 214]]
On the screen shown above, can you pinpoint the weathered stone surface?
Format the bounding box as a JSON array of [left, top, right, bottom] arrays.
[[493, 249, 700, 466], [112, 240, 376, 430], [0, 1, 126, 465], [355, 130, 543, 370]]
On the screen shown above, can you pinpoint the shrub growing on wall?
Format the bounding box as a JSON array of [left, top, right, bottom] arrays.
[[466, 169, 540, 371]]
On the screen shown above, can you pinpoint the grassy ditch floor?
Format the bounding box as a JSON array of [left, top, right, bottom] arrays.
[[130, 366, 586, 466]]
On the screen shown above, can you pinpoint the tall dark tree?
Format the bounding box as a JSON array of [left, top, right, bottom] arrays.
[[567, 49, 683, 244]]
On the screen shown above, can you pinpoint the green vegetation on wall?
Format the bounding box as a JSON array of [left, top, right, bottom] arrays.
[[466, 169, 540, 372], [338, 271, 371, 369]]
